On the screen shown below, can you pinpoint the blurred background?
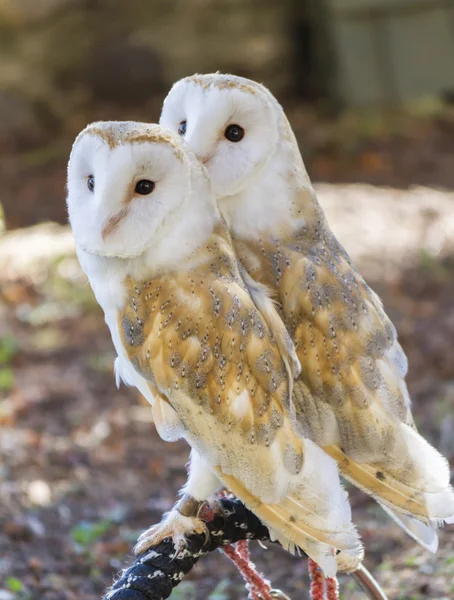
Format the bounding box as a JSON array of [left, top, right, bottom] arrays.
[[1, 1, 454, 598]]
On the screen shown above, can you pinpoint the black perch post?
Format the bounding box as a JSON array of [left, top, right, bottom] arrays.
[[104, 497, 388, 600]]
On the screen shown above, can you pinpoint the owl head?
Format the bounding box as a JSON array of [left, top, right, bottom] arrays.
[[66, 121, 197, 259], [160, 73, 284, 198]]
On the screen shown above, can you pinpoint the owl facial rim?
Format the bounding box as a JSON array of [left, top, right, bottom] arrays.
[[160, 74, 280, 198], [66, 121, 192, 259]]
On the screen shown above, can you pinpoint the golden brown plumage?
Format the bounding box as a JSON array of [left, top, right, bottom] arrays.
[[233, 198, 410, 447], [159, 72, 454, 550], [232, 191, 454, 531], [68, 120, 366, 574], [118, 223, 363, 573]]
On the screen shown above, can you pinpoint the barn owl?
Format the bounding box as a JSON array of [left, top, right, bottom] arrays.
[[160, 73, 454, 551], [66, 120, 364, 576]]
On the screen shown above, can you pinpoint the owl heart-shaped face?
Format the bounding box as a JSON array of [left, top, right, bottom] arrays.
[[160, 74, 280, 198], [66, 121, 191, 259]]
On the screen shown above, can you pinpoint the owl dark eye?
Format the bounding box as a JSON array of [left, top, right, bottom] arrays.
[[87, 175, 95, 192], [225, 124, 244, 142], [178, 120, 187, 136], [135, 179, 155, 195]]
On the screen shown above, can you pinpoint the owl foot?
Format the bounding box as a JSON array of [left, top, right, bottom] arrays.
[[134, 495, 209, 556]]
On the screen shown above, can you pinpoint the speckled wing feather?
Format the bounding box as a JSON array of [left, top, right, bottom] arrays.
[[118, 225, 363, 575], [233, 196, 454, 528]]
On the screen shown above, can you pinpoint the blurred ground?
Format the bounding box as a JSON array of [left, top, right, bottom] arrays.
[[0, 183, 453, 600]]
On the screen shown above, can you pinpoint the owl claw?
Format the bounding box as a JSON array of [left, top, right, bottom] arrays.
[[269, 591, 292, 600], [134, 509, 209, 556]]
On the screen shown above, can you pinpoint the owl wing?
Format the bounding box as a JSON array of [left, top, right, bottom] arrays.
[[278, 231, 454, 528], [279, 242, 411, 448], [118, 270, 362, 575]]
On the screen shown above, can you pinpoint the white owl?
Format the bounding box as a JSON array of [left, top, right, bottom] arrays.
[[160, 73, 454, 552], [66, 120, 363, 576]]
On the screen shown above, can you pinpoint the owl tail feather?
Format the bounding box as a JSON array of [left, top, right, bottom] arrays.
[[326, 423, 454, 536], [379, 504, 439, 552], [215, 439, 363, 577]]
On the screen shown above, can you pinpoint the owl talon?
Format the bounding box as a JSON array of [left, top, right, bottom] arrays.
[[269, 590, 291, 600], [134, 508, 209, 556]]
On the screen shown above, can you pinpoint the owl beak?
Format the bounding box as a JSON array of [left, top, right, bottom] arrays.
[[102, 207, 129, 240], [200, 155, 210, 165]]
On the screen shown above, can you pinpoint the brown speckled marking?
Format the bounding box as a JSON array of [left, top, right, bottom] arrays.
[[218, 135, 450, 519], [282, 444, 304, 475], [185, 74, 260, 97], [233, 192, 415, 461], [119, 223, 290, 445], [77, 121, 185, 160], [116, 221, 364, 562]]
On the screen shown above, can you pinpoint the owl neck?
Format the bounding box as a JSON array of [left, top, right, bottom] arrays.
[[218, 109, 320, 241]]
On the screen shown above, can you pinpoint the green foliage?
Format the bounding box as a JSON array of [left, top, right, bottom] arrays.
[[70, 519, 113, 548], [6, 577, 24, 593], [169, 578, 239, 599], [0, 336, 18, 390], [19, 144, 67, 168], [169, 582, 197, 600], [86, 352, 116, 373], [419, 249, 453, 282], [403, 555, 418, 567], [0, 367, 14, 390], [208, 579, 231, 600], [0, 335, 18, 364], [405, 95, 447, 119]]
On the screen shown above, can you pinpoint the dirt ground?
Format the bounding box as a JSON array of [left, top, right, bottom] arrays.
[[0, 183, 454, 600]]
